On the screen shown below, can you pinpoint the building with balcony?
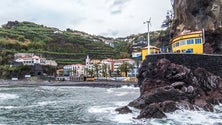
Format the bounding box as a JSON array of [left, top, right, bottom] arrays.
[[171, 30, 204, 54]]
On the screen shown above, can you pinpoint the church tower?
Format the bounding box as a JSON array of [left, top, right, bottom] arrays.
[[85, 55, 90, 66]]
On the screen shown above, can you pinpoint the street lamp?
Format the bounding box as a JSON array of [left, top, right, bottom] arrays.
[[144, 18, 151, 55]]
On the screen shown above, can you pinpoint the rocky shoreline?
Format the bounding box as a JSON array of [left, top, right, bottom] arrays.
[[116, 58, 222, 119], [0, 80, 137, 88]]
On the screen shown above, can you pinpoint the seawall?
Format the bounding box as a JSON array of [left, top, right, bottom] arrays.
[[143, 54, 222, 77]]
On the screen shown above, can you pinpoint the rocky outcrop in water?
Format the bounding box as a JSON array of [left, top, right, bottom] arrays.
[[116, 58, 222, 119], [172, 0, 222, 53], [115, 106, 132, 114]]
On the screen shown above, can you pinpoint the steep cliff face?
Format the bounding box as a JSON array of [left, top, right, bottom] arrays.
[[172, 0, 222, 53]]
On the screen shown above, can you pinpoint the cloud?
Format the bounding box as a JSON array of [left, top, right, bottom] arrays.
[[111, 10, 122, 15], [109, 0, 131, 15], [112, 0, 131, 6], [101, 29, 119, 37], [0, 0, 172, 37]]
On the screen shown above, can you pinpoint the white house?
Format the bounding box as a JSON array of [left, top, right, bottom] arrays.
[[132, 51, 142, 58], [14, 53, 57, 66], [15, 55, 44, 65], [63, 64, 86, 77], [73, 64, 85, 77], [112, 58, 137, 77]]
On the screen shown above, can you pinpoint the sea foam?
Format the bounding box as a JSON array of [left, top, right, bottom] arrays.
[[0, 93, 19, 100]]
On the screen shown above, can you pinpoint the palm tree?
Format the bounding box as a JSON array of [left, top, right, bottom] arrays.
[[119, 62, 132, 77], [72, 68, 77, 76], [85, 68, 94, 77], [94, 63, 100, 77], [102, 64, 108, 78], [88, 69, 94, 77], [67, 69, 73, 76], [130, 63, 135, 77]]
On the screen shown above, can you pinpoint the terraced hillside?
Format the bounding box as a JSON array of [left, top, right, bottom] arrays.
[[0, 21, 118, 65]]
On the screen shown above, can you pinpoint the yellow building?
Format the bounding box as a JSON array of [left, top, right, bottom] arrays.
[[171, 30, 204, 54], [142, 46, 161, 60]]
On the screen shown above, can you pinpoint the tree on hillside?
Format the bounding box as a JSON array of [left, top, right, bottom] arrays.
[[161, 10, 173, 29], [114, 41, 132, 58], [160, 10, 174, 52], [120, 52, 130, 58]]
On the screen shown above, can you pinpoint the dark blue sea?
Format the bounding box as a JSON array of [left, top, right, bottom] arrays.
[[0, 85, 221, 124]]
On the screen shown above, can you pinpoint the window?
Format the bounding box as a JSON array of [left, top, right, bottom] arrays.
[[180, 40, 186, 46], [187, 39, 194, 44], [182, 50, 186, 53], [195, 38, 202, 44], [186, 48, 193, 53], [176, 42, 179, 47]]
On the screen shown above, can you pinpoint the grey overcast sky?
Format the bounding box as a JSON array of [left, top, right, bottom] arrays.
[[0, 0, 172, 38]]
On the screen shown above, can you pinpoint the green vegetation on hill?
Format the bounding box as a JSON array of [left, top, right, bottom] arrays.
[[0, 21, 118, 65]]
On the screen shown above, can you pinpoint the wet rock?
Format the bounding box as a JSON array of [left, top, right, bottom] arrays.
[[142, 86, 187, 105], [171, 82, 185, 89], [160, 101, 178, 113], [181, 86, 188, 93], [115, 106, 132, 114], [187, 86, 194, 93], [206, 98, 222, 105], [137, 103, 166, 119], [203, 103, 214, 112], [128, 97, 146, 109], [194, 68, 220, 91]]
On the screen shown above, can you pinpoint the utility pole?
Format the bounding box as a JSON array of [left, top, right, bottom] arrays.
[[144, 18, 151, 55]]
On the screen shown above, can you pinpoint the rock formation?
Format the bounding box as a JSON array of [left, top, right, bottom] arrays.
[[171, 0, 222, 53], [116, 58, 222, 119]]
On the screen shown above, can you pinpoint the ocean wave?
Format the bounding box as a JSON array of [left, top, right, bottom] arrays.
[[115, 92, 129, 96], [37, 101, 60, 106], [120, 85, 139, 89], [106, 88, 114, 93], [0, 106, 17, 109], [0, 93, 19, 100], [113, 101, 130, 106], [165, 109, 222, 125], [88, 106, 115, 114]]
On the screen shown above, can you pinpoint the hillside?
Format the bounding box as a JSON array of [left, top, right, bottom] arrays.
[[0, 21, 166, 79], [0, 21, 166, 67], [0, 21, 118, 65], [119, 30, 170, 54]]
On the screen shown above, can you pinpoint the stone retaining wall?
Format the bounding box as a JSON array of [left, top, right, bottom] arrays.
[[144, 54, 222, 77]]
